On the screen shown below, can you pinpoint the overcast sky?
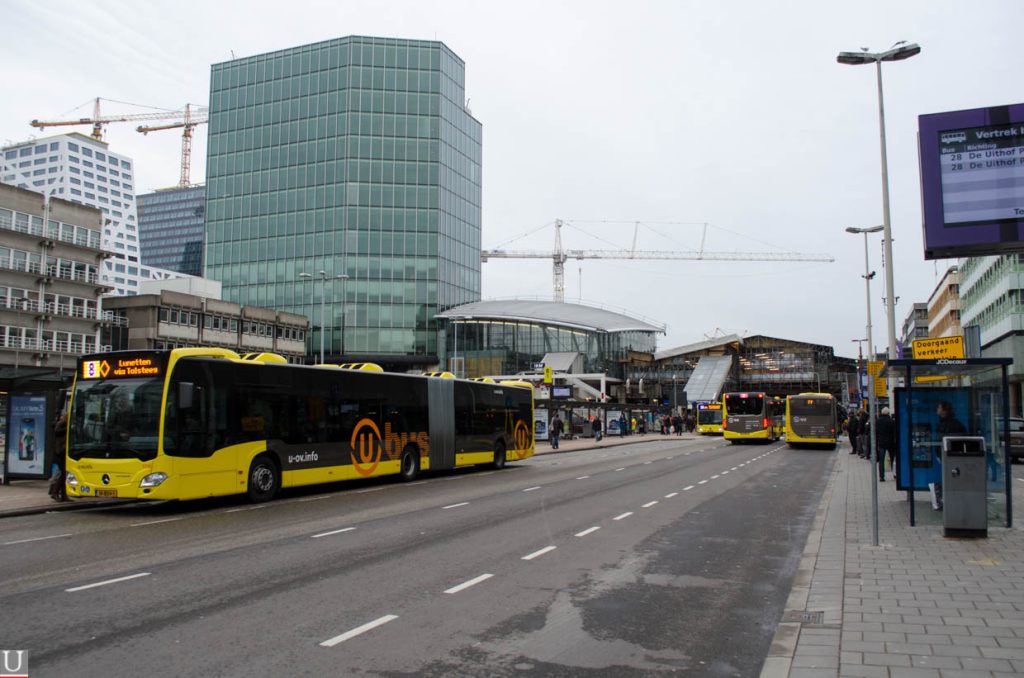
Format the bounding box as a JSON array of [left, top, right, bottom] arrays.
[[5, 0, 1022, 360]]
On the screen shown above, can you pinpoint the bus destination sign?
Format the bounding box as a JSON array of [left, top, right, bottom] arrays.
[[81, 356, 162, 380]]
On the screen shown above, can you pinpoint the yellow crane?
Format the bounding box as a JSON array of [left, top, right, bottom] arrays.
[[481, 219, 835, 302], [30, 97, 208, 187]]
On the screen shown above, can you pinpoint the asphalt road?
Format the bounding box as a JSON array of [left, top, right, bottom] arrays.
[[0, 436, 835, 677]]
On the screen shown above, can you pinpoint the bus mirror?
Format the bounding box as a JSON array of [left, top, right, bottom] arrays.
[[178, 382, 196, 410]]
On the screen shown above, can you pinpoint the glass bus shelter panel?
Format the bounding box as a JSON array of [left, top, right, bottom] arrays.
[[886, 357, 1012, 528]]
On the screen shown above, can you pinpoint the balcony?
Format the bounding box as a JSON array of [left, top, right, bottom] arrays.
[[0, 209, 103, 250]]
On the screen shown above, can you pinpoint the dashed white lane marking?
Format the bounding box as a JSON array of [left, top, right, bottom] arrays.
[[320, 615, 399, 647], [730, 467, 738, 471], [683, 485, 695, 491], [615, 468, 626, 472], [576, 475, 590, 480], [613, 512, 633, 521], [698, 480, 708, 485], [522, 486, 541, 492], [299, 495, 331, 502], [721, 471, 730, 475], [311, 527, 356, 539], [442, 502, 469, 510], [711, 475, 720, 479], [644, 461, 653, 465], [641, 501, 658, 508], [356, 486, 387, 493], [522, 545, 557, 560], [575, 526, 601, 537], [226, 505, 267, 513], [4, 533, 72, 545], [405, 480, 427, 486], [131, 517, 184, 527], [444, 573, 494, 594], [664, 492, 678, 498], [66, 572, 151, 593]]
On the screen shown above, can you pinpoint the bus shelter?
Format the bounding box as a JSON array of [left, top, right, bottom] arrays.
[[883, 358, 1013, 528]]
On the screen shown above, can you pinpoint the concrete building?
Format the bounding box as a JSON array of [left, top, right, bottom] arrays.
[[927, 266, 961, 338], [900, 302, 929, 356], [0, 183, 116, 381], [1, 133, 185, 296], [103, 277, 308, 362], [959, 254, 1024, 414], [136, 185, 205, 276], [204, 36, 482, 367]]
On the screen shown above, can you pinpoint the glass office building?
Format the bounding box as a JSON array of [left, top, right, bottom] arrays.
[[204, 36, 482, 365], [137, 185, 205, 276]]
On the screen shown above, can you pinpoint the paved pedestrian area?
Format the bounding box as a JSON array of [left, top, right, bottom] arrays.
[[762, 444, 1024, 678]]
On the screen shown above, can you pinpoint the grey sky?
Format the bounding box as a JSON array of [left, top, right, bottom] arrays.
[[5, 0, 1022, 360]]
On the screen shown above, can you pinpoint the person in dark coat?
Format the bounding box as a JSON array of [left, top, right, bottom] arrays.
[[847, 410, 861, 454], [550, 413, 564, 449], [49, 413, 69, 502], [875, 407, 896, 482]]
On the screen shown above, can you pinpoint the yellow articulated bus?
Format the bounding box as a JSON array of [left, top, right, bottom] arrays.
[[722, 391, 780, 443], [65, 348, 534, 503], [695, 402, 723, 434], [785, 393, 839, 449]]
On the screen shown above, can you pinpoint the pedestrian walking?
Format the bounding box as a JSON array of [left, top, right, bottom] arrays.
[[593, 416, 602, 442], [673, 413, 683, 436], [550, 413, 564, 450], [49, 413, 69, 502], [875, 407, 895, 482], [847, 409, 860, 454]]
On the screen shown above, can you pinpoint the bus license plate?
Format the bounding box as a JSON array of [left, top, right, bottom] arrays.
[[95, 489, 117, 498]]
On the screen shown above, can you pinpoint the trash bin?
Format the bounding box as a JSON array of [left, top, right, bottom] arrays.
[[941, 436, 987, 538]]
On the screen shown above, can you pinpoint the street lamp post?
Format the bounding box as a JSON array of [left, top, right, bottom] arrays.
[[838, 42, 921, 383], [299, 271, 348, 364], [847, 224, 884, 547]]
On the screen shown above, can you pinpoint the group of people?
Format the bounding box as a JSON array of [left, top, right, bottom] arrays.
[[548, 410, 694, 448], [846, 406, 898, 483]]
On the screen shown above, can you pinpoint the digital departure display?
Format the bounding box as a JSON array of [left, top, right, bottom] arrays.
[[80, 353, 164, 380], [920, 103, 1024, 259]]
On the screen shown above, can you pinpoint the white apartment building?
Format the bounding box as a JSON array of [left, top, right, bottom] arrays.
[[1, 132, 185, 296]]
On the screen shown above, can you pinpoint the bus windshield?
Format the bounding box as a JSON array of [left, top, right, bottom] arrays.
[[68, 377, 164, 461], [725, 395, 763, 415], [698, 408, 722, 425]]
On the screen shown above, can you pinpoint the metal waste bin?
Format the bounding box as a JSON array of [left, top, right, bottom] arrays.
[[941, 436, 987, 537]]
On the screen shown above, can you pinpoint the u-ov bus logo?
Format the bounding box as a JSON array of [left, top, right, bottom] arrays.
[[513, 420, 531, 451], [350, 419, 383, 476]]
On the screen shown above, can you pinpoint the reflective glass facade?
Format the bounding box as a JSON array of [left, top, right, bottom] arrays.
[[204, 36, 482, 360], [137, 185, 205, 276]]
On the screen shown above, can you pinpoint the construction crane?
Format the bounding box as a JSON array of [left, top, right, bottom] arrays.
[[29, 97, 209, 187], [136, 104, 208, 187], [481, 219, 835, 302]]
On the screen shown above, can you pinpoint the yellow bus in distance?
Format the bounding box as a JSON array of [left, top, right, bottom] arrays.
[[695, 402, 723, 434], [722, 391, 780, 443]]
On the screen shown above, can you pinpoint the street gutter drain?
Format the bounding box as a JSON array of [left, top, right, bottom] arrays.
[[781, 610, 825, 625]]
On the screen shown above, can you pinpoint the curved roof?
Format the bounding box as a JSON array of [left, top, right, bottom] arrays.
[[437, 299, 665, 334]]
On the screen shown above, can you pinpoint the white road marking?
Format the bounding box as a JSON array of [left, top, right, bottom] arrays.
[[320, 615, 399, 647], [683, 485, 695, 491], [299, 495, 331, 502], [311, 527, 356, 539], [615, 468, 625, 472], [356, 486, 387, 494], [575, 526, 600, 537], [522, 486, 541, 492], [444, 573, 494, 594], [613, 512, 633, 521], [131, 517, 184, 527], [522, 545, 557, 560], [226, 505, 267, 513], [711, 475, 720, 479], [664, 492, 678, 498], [442, 502, 469, 510], [698, 480, 708, 485], [575, 475, 590, 480], [721, 471, 730, 475], [66, 572, 151, 593], [405, 481, 427, 486], [641, 501, 658, 508], [731, 467, 738, 471], [644, 461, 653, 465], [4, 533, 72, 545], [477, 472, 494, 477]]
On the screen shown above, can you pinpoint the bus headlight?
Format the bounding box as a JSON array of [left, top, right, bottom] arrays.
[[66, 471, 78, 486], [140, 472, 168, 488]]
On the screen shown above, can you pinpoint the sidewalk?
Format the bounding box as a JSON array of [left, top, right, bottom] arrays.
[[762, 444, 1024, 678], [0, 430, 677, 518]]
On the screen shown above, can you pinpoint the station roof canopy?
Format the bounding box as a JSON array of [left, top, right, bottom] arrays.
[[654, 334, 744, 361], [437, 299, 665, 334]]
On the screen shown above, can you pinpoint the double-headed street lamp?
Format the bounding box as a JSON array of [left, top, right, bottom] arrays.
[[299, 270, 349, 364], [847, 224, 884, 547], [837, 42, 921, 375]]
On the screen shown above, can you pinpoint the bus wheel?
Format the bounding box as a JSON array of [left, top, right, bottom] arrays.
[[399, 445, 420, 482], [491, 441, 507, 470], [247, 455, 279, 503]]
